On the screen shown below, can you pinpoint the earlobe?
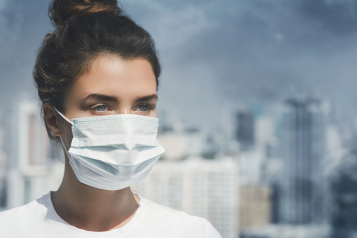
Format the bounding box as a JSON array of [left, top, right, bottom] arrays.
[[43, 103, 62, 137]]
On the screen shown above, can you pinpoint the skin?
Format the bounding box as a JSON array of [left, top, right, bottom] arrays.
[[43, 54, 158, 231]]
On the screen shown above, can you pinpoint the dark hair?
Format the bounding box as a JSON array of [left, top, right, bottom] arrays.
[[33, 0, 161, 141]]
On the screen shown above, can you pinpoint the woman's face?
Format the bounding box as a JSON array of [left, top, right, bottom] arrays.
[[46, 54, 158, 148]]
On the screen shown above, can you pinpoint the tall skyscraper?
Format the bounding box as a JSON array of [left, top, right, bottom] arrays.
[[235, 111, 255, 151], [0, 128, 6, 208], [279, 94, 329, 224], [329, 152, 357, 238]]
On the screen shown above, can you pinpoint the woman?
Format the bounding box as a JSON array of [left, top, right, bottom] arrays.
[[0, 0, 221, 237]]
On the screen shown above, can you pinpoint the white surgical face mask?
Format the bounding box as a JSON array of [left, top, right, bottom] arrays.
[[55, 108, 165, 191]]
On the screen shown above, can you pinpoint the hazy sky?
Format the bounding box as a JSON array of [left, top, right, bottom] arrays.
[[1, 0, 357, 132]]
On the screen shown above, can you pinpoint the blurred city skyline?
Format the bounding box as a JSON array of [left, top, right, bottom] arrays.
[[0, 87, 344, 237], [1, 0, 357, 132], [3, 1, 357, 237]]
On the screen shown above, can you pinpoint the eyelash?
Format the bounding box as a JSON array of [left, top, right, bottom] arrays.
[[135, 104, 152, 112], [90, 104, 153, 113], [90, 104, 106, 111]]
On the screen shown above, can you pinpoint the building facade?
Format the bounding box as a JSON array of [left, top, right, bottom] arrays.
[[236, 111, 255, 151], [136, 157, 239, 238], [279, 94, 329, 224], [239, 186, 272, 229], [4, 100, 63, 209]]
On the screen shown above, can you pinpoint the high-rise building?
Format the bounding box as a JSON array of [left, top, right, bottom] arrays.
[[0, 128, 6, 209], [239, 186, 272, 229], [135, 157, 239, 238], [239, 115, 277, 186], [235, 111, 255, 151], [239, 150, 264, 185], [4, 100, 63, 209], [329, 151, 357, 238], [278, 94, 329, 224]]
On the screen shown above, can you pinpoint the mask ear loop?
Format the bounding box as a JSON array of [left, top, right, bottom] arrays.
[[59, 137, 72, 162], [54, 107, 74, 126], [53, 107, 74, 162]]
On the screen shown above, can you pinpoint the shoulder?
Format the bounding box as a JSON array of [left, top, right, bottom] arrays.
[[139, 196, 222, 238], [0, 193, 50, 236], [0, 199, 43, 220]]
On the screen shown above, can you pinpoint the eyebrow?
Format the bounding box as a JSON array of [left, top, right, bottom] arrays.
[[80, 93, 158, 104], [135, 94, 158, 103], [80, 94, 118, 103]]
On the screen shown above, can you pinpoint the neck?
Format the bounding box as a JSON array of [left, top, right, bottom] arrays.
[[52, 158, 140, 231]]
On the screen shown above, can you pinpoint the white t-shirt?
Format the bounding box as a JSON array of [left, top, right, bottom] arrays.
[[0, 192, 222, 238]]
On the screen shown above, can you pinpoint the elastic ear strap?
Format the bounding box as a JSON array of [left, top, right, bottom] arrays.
[[54, 107, 74, 125], [59, 136, 72, 161]]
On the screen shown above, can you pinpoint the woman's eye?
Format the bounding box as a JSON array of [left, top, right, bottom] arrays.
[[93, 105, 108, 112], [136, 105, 149, 112]]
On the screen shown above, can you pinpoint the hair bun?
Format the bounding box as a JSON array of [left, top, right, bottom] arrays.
[[49, 0, 121, 28]]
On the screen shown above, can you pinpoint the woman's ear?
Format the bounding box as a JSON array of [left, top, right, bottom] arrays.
[[43, 103, 62, 137]]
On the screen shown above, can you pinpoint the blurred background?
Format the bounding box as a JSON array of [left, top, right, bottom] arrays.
[[1, 0, 357, 237]]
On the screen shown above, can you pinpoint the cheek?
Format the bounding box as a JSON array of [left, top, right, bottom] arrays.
[[150, 108, 158, 118]]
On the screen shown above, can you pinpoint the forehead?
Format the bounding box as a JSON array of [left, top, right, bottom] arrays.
[[68, 55, 157, 101]]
